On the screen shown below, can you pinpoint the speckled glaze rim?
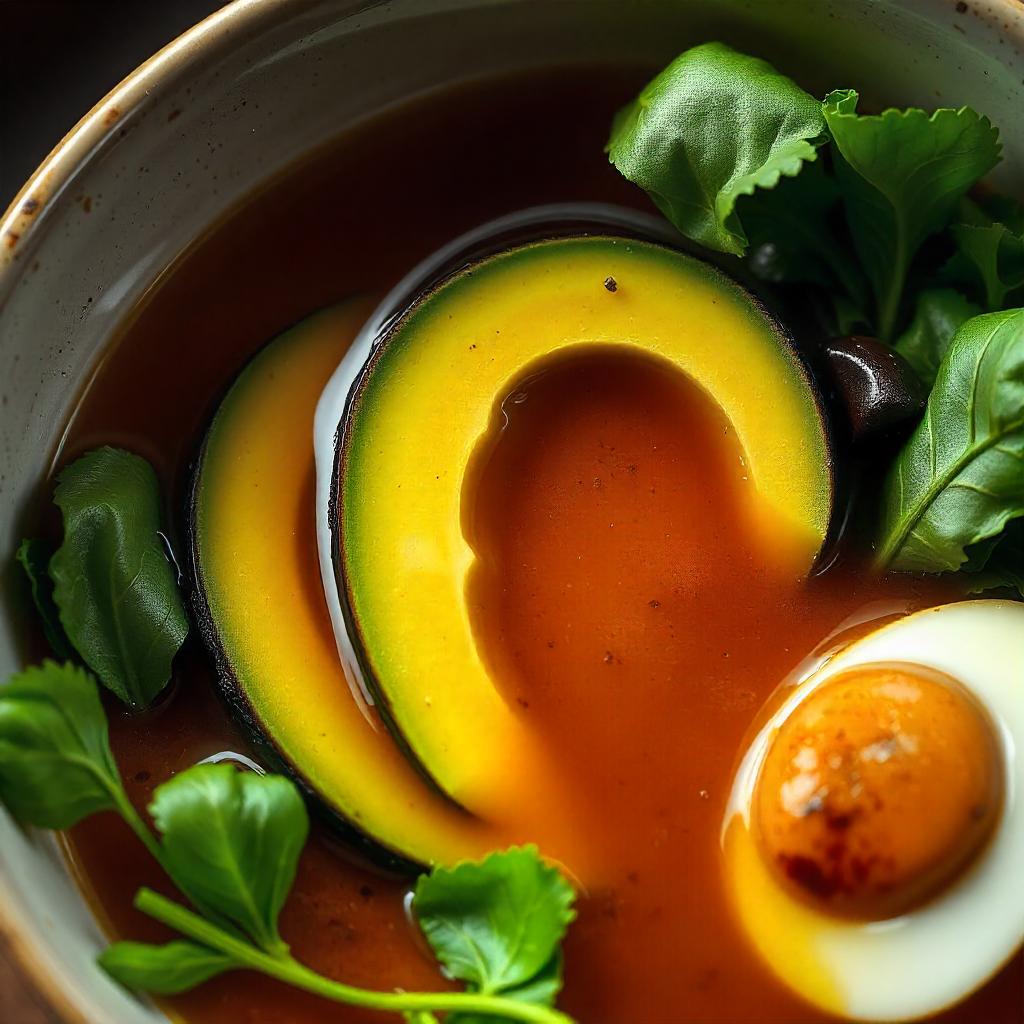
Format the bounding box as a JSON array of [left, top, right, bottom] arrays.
[[2, 0, 1024, 1021], [0, 0, 289, 281], [0, 5, 292, 1018]]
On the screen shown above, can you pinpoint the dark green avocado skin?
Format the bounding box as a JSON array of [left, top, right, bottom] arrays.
[[186, 350, 422, 878]]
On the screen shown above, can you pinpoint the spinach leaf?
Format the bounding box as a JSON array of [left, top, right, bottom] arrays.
[[823, 90, 1000, 339], [948, 222, 1024, 310], [607, 43, 826, 256], [894, 288, 981, 387], [876, 309, 1024, 571], [0, 661, 121, 829], [149, 763, 308, 956], [415, 846, 575, 1009], [49, 447, 188, 708], [16, 539, 72, 659], [99, 940, 236, 995]]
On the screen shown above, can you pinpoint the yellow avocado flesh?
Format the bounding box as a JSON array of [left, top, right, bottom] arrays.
[[341, 237, 833, 814], [193, 304, 502, 867]]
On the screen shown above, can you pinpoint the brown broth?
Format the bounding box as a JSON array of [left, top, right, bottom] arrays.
[[58, 67, 1023, 1024]]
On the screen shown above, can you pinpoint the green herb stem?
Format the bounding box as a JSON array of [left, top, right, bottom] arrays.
[[108, 785, 165, 867], [135, 889, 574, 1024], [878, 233, 909, 342]]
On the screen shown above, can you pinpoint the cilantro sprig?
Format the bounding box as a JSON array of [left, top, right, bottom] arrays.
[[0, 661, 576, 1024]]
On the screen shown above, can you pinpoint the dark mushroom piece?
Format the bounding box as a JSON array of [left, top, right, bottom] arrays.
[[822, 335, 927, 446]]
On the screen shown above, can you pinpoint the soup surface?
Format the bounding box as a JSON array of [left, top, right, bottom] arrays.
[[57, 67, 1022, 1023]]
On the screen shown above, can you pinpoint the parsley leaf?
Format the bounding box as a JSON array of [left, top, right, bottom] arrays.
[[415, 845, 575, 1017], [0, 666, 576, 1022], [446, 956, 564, 1024], [0, 661, 121, 829], [49, 447, 189, 708], [98, 940, 236, 995], [823, 90, 1001, 339], [148, 763, 308, 956], [607, 43, 826, 256]]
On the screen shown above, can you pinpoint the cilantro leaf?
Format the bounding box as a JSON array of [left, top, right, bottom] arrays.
[[894, 288, 981, 387], [148, 763, 308, 956], [0, 661, 121, 829], [16, 539, 72, 659], [876, 308, 1024, 572], [415, 846, 575, 1010], [448, 955, 564, 1024], [823, 90, 1001, 339], [49, 447, 189, 708], [607, 42, 826, 256], [99, 940, 236, 995]]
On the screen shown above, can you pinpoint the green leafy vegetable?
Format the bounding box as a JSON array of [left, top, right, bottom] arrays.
[[415, 845, 575, 1010], [49, 447, 188, 708], [445, 956, 564, 1024], [98, 941, 236, 995], [876, 309, 1024, 571], [894, 288, 982, 387], [823, 90, 1000, 339], [740, 163, 871, 334], [947, 222, 1024, 310], [605, 44, 1010, 346], [0, 661, 122, 829], [740, 160, 843, 285], [109, 758, 575, 1021], [607, 42, 826, 256], [965, 520, 1024, 596], [0, 659, 576, 1024], [149, 763, 307, 956], [16, 539, 72, 659], [975, 194, 1024, 234], [129, 884, 574, 1023]]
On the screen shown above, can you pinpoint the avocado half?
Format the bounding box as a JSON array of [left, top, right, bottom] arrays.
[[190, 303, 498, 871], [325, 235, 835, 816]]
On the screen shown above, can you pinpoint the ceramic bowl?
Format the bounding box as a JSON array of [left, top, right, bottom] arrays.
[[2, 1, 1023, 1020]]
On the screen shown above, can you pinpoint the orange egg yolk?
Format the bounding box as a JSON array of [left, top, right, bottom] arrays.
[[754, 664, 1003, 920]]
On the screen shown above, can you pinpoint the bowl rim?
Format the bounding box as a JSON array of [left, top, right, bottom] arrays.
[[2, 0, 1024, 1020], [0, 0, 289, 285], [0, 5, 291, 1018]]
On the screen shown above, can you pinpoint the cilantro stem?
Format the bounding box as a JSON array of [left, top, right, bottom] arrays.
[[135, 889, 574, 1024], [107, 779, 165, 867]]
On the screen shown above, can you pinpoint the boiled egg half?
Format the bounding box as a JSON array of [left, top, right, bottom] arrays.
[[724, 600, 1024, 1021]]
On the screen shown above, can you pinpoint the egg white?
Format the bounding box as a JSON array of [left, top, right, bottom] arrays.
[[723, 600, 1024, 1022]]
